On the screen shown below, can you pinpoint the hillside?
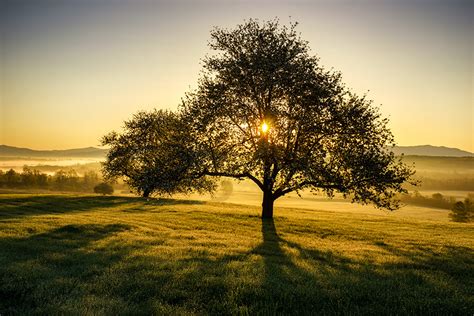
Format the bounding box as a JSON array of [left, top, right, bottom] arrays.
[[0, 194, 472, 314], [2, 144, 472, 159], [391, 145, 473, 157], [0, 145, 107, 158], [401, 155, 474, 173]]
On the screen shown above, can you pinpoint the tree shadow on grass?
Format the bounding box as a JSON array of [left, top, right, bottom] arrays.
[[0, 195, 134, 220], [273, 220, 471, 314], [373, 241, 474, 292], [149, 198, 205, 206], [123, 217, 471, 315], [0, 195, 204, 220], [248, 219, 348, 313], [174, 219, 473, 315], [0, 215, 472, 314], [242, 219, 362, 314], [120, 197, 205, 214], [251, 219, 473, 315], [0, 223, 133, 314]]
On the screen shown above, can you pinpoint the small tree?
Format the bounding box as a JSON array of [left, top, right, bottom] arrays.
[[83, 170, 100, 190], [450, 198, 473, 223], [5, 169, 20, 187], [182, 19, 414, 218], [101, 109, 214, 197], [94, 182, 114, 195]]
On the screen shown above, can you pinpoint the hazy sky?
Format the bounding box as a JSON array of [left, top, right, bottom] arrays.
[[1, 0, 472, 151]]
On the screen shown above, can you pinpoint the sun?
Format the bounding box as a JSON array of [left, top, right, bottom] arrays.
[[261, 122, 269, 133]]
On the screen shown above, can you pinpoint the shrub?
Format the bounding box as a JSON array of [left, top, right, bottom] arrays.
[[449, 198, 473, 223], [400, 192, 452, 210], [94, 183, 114, 195]]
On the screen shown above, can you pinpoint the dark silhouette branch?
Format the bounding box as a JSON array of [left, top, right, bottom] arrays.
[[274, 182, 343, 199], [203, 170, 264, 191]]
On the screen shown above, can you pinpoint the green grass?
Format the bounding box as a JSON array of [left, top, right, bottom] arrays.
[[1, 194, 473, 315]]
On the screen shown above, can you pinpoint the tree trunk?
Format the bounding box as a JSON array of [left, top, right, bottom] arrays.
[[262, 190, 274, 219], [143, 189, 150, 198]]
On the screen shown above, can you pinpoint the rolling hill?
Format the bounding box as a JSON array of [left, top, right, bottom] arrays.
[[1, 144, 472, 158], [0, 145, 108, 158], [391, 145, 473, 157]]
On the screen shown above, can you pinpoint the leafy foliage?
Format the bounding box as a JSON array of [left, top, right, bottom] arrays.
[[450, 198, 473, 223], [101, 110, 214, 197], [93, 182, 114, 195], [399, 191, 455, 210], [182, 19, 414, 216], [0, 167, 101, 192], [100, 19, 413, 216]]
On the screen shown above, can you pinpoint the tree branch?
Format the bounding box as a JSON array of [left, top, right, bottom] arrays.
[[274, 181, 343, 199], [203, 170, 264, 191]]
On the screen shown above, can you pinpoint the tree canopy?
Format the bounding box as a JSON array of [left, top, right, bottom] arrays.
[[102, 19, 413, 218], [94, 182, 114, 195], [181, 19, 413, 218], [450, 198, 473, 223], [101, 110, 213, 197]]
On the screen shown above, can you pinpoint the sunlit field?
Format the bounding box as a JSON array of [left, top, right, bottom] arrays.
[[1, 194, 472, 314], [188, 179, 470, 222]]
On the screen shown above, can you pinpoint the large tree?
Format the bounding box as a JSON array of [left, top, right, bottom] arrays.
[[181, 19, 413, 218]]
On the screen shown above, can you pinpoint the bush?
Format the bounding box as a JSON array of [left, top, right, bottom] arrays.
[[94, 183, 114, 195], [400, 192, 453, 210], [449, 198, 473, 223]]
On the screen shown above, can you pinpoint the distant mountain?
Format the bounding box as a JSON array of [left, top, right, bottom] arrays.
[[392, 145, 473, 157], [0, 145, 108, 158], [1, 144, 472, 158]]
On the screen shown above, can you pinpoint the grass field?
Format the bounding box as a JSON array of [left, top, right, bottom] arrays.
[[1, 194, 473, 315]]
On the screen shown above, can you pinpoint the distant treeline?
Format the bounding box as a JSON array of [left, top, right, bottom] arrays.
[[399, 192, 473, 222], [404, 176, 474, 191], [0, 167, 102, 192], [401, 156, 474, 171], [400, 156, 474, 191], [400, 192, 474, 210]]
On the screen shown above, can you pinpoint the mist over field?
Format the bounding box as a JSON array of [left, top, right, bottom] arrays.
[[0, 159, 102, 175], [0, 151, 473, 313], [1, 145, 472, 222]]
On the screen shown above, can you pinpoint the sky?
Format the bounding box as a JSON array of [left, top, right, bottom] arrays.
[[1, 0, 473, 151]]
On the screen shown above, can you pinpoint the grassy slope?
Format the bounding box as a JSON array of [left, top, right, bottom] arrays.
[[0, 194, 473, 315]]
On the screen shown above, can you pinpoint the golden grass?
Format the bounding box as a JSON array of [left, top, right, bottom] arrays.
[[1, 194, 472, 314]]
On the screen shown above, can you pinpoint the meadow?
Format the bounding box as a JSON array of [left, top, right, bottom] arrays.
[[1, 194, 472, 315]]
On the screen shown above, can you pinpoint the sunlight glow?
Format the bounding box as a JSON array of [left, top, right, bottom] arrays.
[[1, 2, 472, 151], [261, 122, 269, 134]]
